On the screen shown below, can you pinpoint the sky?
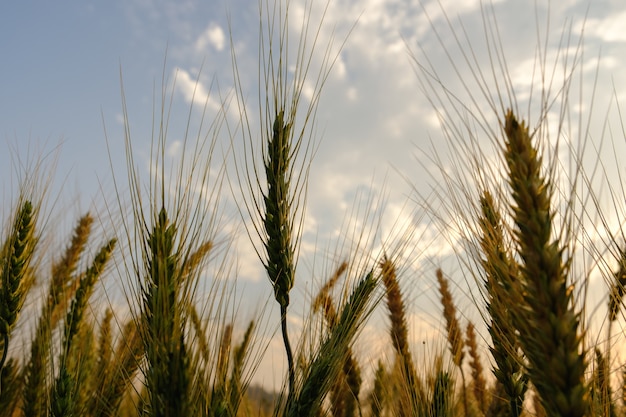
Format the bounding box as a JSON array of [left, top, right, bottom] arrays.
[[3, 0, 626, 390]]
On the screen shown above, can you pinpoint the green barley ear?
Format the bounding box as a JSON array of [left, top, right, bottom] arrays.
[[262, 110, 297, 399], [232, 0, 348, 405], [286, 270, 377, 417], [591, 348, 616, 417], [314, 262, 361, 417], [62, 238, 116, 351], [0, 358, 22, 417], [429, 362, 453, 417], [369, 360, 386, 417], [227, 320, 255, 417], [478, 190, 527, 417], [263, 109, 295, 309], [503, 110, 588, 417], [142, 207, 191, 417], [0, 200, 37, 372]]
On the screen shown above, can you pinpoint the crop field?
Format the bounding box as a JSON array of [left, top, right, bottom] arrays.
[[2, 1, 626, 416]]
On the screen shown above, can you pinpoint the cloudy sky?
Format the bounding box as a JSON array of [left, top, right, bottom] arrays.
[[3, 0, 626, 389]]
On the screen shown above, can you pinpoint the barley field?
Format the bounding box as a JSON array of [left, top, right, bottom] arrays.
[[2, 1, 626, 416]]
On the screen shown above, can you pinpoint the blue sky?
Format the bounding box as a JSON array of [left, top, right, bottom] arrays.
[[3, 0, 626, 389]]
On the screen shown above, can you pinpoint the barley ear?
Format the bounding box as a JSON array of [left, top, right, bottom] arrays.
[[379, 255, 424, 415], [478, 190, 527, 417], [369, 360, 386, 417], [436, 268, 469, 416], [503, 110, 588, 417], [263, 109, 295, 309], [608, 247, 626, 322], [92, 318, 143, 417], [227, 320, 255, 417], [466, 322, 487, 413], [1, 200, 37, 372], [262, 110, 297, 402], [142, 207, 191, 417], [286, 270, 377, 417], [50, 238, 116, 417], [0, 358, 22, 417], [591, 348, 616, 417]]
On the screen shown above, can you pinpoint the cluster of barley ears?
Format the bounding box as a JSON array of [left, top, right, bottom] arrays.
[[5, 1, 626, 417]]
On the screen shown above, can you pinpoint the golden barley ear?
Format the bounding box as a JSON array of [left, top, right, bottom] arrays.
[[466, 322, 487, 413], [608, 248, 626, 322], [503, 110, 588, 417], [22, 212, 94, 417], [50, 237, 116, 417], [379, 255, 425, 416], [436, 268, 470, 416], [92, 317, 143, 417]]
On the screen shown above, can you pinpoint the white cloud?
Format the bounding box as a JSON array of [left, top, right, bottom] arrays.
[[166, 140, 182, 157], [196, 23, 226, 52], [587, 11, 626, 42], [174, 67, 221, 112]]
